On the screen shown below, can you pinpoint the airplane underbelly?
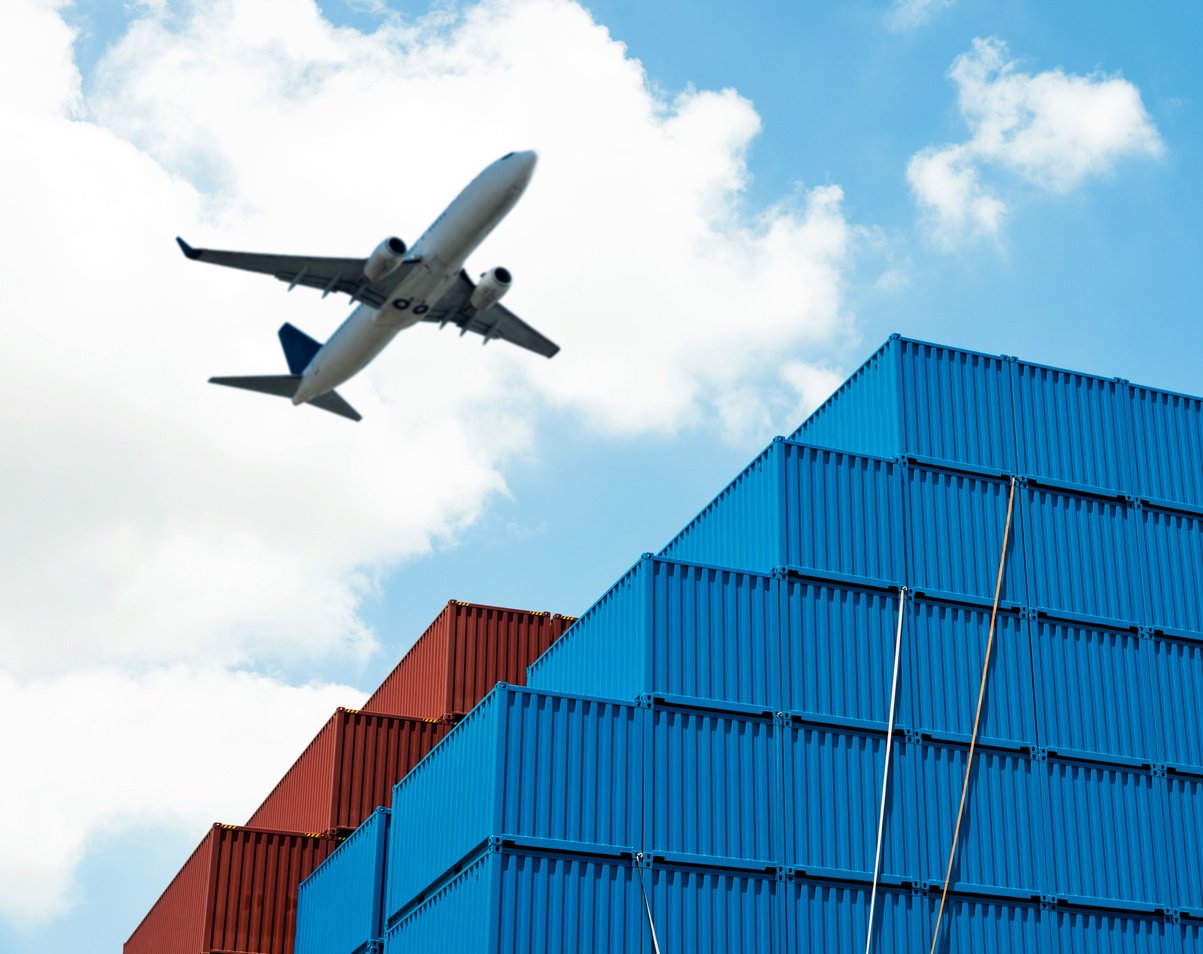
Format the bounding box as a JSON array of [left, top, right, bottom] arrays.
[[374, 255, 458, 329]]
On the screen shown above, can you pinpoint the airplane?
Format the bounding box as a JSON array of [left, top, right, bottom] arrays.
[[176, 150, 557, 422]]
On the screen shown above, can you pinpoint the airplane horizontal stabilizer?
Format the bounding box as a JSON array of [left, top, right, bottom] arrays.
[[208, 375, 361, 421]]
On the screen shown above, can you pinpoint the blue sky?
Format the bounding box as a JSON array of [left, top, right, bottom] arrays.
[[1, 1, 1199, 951]]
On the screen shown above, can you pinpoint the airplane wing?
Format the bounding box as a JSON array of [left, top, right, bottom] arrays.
[[422, 270, 560, 358], [175, 237, 416, 308]]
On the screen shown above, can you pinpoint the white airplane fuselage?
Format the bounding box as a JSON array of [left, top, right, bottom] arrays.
[[292, 151, 537, 406]]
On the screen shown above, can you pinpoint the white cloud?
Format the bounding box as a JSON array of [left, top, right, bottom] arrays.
[[908, 37, 1164, 246], [0, 0, 861, 923], [885, 0, 956, 32], [0, 667, 360, 924]]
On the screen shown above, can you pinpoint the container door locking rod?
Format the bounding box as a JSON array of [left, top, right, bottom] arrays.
[[864, 585, 908, 954], [636, 852, 663, 954], [928, 476, 1018, 954]]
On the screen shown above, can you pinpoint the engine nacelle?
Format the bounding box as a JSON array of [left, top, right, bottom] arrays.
[[469, 266, 512, 311], [363, 236, 407, 282]]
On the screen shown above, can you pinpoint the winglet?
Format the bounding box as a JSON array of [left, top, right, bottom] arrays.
[[176, 236, 202, 260]]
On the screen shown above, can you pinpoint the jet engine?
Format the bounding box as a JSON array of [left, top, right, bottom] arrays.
[[469, 267, 512, 311], [363, 237, 407, 282]]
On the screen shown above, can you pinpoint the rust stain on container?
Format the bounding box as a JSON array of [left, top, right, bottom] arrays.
[[247, 709, 450, 834], [363, 601, 566, 718], [125, 824, 338, 954]]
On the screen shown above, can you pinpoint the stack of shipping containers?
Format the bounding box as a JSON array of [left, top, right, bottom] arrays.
[[134, 334, 1203, 953], [126, 603, 572, 954]]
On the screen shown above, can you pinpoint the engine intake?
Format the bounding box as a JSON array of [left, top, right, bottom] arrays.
[[470, 266, 513, 311], [363, 236, 407, 282]]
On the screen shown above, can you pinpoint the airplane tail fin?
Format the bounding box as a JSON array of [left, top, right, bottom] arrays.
[[209, 375, 362, 422], [278, 323, 322, 374]]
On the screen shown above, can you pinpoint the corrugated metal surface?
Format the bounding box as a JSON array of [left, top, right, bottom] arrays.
[[1051, 908, 1179, 954], [1129, 383, 1203, 509], [781, 727, 919, 880], [527, 556, 779, 710], [779, 576, 909, 726], [1029, 616, 1155, 762], [297, 808, 389, 954], [247, 709, 449, 833], [906, 745, 1046, 893], [785, 881, 932, 953], [1166, 776, 1203, 914], [385, 686, 643, 922], [897, 337, 1018, 473], [647, 862, 783, 952], [791, 336, 901, 459], [1141, 505, 1203, 636], [1147, 634, 1203, 769], [126, 824, 338, 954], [660, 441, 783, 572], [1014, 361, 1131, 491], [909, 598, 1035, 745], [782, 443, 904, 584], [904, 464, 1023, 604], [645, 707, 781, 864], [1044, 759, 1171, 905], [364, 601, 561, 719], [937, 898, 1053, 953], [384, 846, 646, 954], [1023, 484, 1140, 623]]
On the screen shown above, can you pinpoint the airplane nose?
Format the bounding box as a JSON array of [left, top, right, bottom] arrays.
[[515, 150, 537, 179]]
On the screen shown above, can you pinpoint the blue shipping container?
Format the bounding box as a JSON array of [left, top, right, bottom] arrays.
[[297, 807, 390, 954], [527, 555, 780, 710], [385, 685, 643, 923]]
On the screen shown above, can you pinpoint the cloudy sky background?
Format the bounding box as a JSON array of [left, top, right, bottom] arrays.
[[1, 0, 1199, 950]]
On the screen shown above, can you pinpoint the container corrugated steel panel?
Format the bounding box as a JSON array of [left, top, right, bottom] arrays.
[[904, 464, 1025, 605], [660, 442, 783, 572], [896, 337, 1018, 472], [384, 847, 646, 954], [781, 727, 922, 881], [1028, 616, 1156, 762], [1014, 361, 1131, 491], [1129, 383, 1203, 510], [385, 686, 643, 922], [1023, 484, 1141, 623], [779, 576, 911, 726], [785, 881, 932, 953], [791, 337, 901, 459], [936, 898, 1054, 953], [247, 709, 449, 833], [364, 601, 561, 719], [296, 808, 389, 954], [1051, 908, 1179, 954], [1141, 505, 1203, 636], [906, 745, 1046, 893], [1166, 776, 1203, 913], [1044, 760, 1171, 906], [125, 824, 338, 954], [645, 707, 782, 864], [909, 598, 1036, 746], [1147, 634, 1203, 769], [527, 556, 779, 710], [647, 862, 784, 952]]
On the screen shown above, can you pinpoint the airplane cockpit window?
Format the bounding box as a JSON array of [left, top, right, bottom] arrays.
[[501, 152, 516, 160]]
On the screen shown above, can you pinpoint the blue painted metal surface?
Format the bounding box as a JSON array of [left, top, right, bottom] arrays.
[[1050, 907, 1179, 953], [644, 706, 782, 864], [785, 880, 933, 953], [385, 685, 643, 924], [1129, 383, 1203, 510], [297, 807, 389, 954], [1140, 504, 1203, 635], [646, 861, 784, 953], [1146, 634, 1203, 769], [384, 846, 646, 954], [526, 556, 779, 710]]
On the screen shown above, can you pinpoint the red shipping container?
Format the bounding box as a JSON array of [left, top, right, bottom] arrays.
[[125, 824, 337, 954], [362, 601, 565, 718], [247, 708, 449, 834]]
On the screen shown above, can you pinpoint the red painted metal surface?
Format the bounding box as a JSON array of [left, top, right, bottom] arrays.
[[247, 709, 449, 834], [363, 601, 565, 718], [125, 824, 337, 954]]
